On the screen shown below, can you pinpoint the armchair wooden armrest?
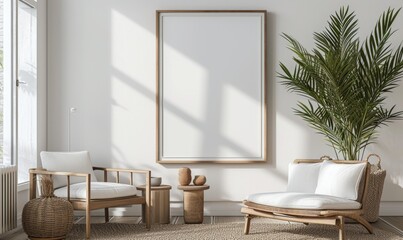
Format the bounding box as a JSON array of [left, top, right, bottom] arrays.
[[30, 168, 90, 177], [93, 166, 150, 174], [29, 168, 91, 201]]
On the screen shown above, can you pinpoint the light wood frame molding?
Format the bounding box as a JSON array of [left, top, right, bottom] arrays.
[[156, 10, 268, 164]]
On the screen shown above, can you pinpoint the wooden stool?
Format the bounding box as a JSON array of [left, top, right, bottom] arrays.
[[177, 185, 210, 224], [137, 185, 171, 224]]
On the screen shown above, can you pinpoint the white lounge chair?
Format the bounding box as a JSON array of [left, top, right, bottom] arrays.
[[241, 159, 372, 240]]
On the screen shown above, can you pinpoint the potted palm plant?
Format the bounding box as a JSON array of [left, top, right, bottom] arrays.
[[279, 7, 403, 222], [279, 7, 403, 160]]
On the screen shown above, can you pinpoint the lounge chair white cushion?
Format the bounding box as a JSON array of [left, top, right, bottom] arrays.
[[247, 192, 361, 210], [54, 182, 137, 199], [315, 160, 366, 200], [40, 151, 98, 189], [287, 162, 322, 193]]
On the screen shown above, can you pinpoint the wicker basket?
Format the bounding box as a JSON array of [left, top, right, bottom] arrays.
[[22, 175, 74, 239], [362, 154, 386, 222]]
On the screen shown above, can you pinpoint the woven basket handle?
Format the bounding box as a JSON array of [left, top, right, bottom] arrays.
[[367, 153, 382, 168], [320, 155, 333, 161]]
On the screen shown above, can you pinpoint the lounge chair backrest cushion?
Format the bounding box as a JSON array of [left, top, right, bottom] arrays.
[[40, 151, 98, 189], [287, 162, 322, 193], [315, 160, 366, 200]]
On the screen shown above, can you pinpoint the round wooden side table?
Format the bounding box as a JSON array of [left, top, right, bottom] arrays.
[[177, 185, 210, 224], [137, 185, 171, 224]]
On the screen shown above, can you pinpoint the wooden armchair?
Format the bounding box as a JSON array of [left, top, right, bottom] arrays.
[[241, 159, 372, 240], [29, 151, 151, 239]]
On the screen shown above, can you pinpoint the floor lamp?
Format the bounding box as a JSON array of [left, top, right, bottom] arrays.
[[67, 107, 77, 152]]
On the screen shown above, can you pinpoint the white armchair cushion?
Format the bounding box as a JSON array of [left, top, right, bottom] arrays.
[[286, 162, 322, 193], [247, 192, 361, 210], [54, 182, 137, 199], [315, 160, 366, 200], [40, 151, 98, 189]]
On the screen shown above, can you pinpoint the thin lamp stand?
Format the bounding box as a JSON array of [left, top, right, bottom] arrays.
[[67, 107, 77, 152]]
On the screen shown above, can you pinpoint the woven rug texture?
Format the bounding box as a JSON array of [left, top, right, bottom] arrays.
[[66, 222, 401, 239]]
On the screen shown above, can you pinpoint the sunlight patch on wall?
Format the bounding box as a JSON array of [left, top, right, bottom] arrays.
[[220, 84, 262, 157], [110, 75, 135, 164], [110, 10, 157, 166], [162, 43, 209, 122], [162, 113, 204, 158], [111, 9, 153, 89], [277, 113, 310, 158], [390, 176, 403, 188]]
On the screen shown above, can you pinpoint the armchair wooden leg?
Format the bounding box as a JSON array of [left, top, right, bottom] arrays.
[[86, 208, 91, 239], [105, 208, 109, 223], [146, 204, 151, 230], [351, 215, 373, 234], [85, 172, 92, 239], [337, 216, 345, 240], [141, 203, 151, 229], [244, 215, 252, 235]]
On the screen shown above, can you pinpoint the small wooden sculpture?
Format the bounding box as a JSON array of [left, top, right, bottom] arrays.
[[178, 167, 192, 186], [193, 175, 206, 186]]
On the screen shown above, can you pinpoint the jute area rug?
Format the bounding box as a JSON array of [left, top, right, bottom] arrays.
[[66, 222, 401, 239]]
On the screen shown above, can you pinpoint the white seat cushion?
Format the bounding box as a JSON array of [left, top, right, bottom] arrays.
[[247, 192, 361, 210], [54, 182, 137, 199]]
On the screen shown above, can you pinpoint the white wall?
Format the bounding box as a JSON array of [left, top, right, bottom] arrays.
[[46, 0, 403, 214]]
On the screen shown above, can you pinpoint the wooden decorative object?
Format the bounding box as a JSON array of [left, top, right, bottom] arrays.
[[178, 168, 192, 186], [193, 175, 206, 186], [22, 175, 74, 239], [178, 185, 210, 224]]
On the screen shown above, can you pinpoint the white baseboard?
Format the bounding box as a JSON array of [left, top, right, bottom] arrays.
[[380, 201, 403, 216], [74, 201, 403, 217], [172, 201, 243, 216], [75, 201, 244, 217]]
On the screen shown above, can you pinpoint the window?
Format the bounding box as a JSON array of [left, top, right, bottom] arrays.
[[0, 0, 16, 167], [0, 0, 5, 164], [0, 0, 38, 184], [17, 0, 37, 183]]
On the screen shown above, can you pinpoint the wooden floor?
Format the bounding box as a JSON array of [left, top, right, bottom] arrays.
[[5, 216, 403, 239]]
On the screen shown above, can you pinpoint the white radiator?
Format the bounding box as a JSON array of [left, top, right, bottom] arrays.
[[0, 165, 17, 234]]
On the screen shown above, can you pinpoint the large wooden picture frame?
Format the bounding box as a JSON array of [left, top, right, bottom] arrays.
[[156, 10, 267, 164]]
